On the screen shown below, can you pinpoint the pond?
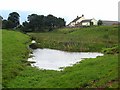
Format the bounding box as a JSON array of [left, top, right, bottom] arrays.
[[28, 48, 104, 71]]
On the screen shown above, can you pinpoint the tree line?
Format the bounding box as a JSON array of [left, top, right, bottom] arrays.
[[1, 12, 66, 32]]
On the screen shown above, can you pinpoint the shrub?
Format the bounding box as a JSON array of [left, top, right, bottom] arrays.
[[101, 45, 119, 54]]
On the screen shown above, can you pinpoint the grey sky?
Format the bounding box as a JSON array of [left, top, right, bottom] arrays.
[[0, 0, 119, 24]]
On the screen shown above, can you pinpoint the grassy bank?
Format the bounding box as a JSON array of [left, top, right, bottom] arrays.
[[2, 30, 30, 87], [28, 26, 118, 52], [0, 29, 2, 89], [2, 26, 119, 88], [6, 54, 118, 88]]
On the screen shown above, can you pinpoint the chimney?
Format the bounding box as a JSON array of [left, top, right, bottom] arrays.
[[82, 14, 84, 17]]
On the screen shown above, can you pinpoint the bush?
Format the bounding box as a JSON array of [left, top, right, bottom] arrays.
[[101, 45, 119, 54]]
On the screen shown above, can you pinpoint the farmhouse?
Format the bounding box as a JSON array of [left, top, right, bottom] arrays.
[[67, 15, 97, 27], [81, 18, 97, 26], [67, 15, 85, 27]]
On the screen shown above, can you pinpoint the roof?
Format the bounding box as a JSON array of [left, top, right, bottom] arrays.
[[81, 19, 92, 23], [102, 20, 118, 21], [67, 15, 85, 26], [102, 20, 118, 25], [102, 20, 118, 23], [67, 17, 81, 26], [71, 17, 81, 22]]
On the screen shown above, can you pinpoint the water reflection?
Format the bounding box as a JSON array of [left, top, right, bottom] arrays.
[[28, 48, 104, 71]]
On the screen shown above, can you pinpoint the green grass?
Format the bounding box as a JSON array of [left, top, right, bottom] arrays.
[[28, 26, 118, 52], [2, 26, 119, 88], [6, 55, 118, 88], [2, 30, 30, 87]]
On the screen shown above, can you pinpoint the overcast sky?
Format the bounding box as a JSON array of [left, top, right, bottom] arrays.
[[0, 0, 119, 24]]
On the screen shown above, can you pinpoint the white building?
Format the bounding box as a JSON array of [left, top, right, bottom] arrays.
[[67, 15, 97, 27], [81, 18, 98, 26], [67, 15, 85, 27]]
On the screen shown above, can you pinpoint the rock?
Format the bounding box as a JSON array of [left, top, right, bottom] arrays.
[[31, 40, 36, 44], [29, 43, 38, 49]]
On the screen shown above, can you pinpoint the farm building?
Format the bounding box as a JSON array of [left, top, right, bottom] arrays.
[[67, 15, 85, 27], [81, 18, 98, 26], [101, 20, 118, 26], [67, 15, 97, 27]]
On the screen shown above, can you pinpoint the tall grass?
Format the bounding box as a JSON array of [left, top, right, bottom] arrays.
[[28, 26, 118, 52]]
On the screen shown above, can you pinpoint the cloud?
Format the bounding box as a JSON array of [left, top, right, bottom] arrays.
[[0, 0, 119, 24]]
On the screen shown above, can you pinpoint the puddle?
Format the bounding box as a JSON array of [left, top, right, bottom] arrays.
[[28, 48, 104, 71]]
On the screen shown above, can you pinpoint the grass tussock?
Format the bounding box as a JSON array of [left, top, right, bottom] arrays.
[[28, 26, 118, 52]]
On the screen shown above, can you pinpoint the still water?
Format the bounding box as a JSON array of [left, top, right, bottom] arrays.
[[28, 48, 104, 71]]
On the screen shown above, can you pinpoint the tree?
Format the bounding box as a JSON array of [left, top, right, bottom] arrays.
[[98, 20, 103, 26], [22, 14, 66, 32], [45, 14, 57, 31], [27, 14, 45, 31], [2, 19, 14, 29], [21, 21, 31, 32], [57, 18, 66, 27], [2, 20, 7, 29], [0, 16, 3, 29], [45, 15, 66, 30], [7, 12, 20, 28]]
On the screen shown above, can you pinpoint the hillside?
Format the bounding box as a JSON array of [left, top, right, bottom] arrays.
[[2, 26, 119, 88], [2, 30, 30, 87], [28, 26, 118, 52]]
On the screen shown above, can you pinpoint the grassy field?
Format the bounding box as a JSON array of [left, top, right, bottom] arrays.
[[2, 26, 119, 88], [28, 26, 118, 52]]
